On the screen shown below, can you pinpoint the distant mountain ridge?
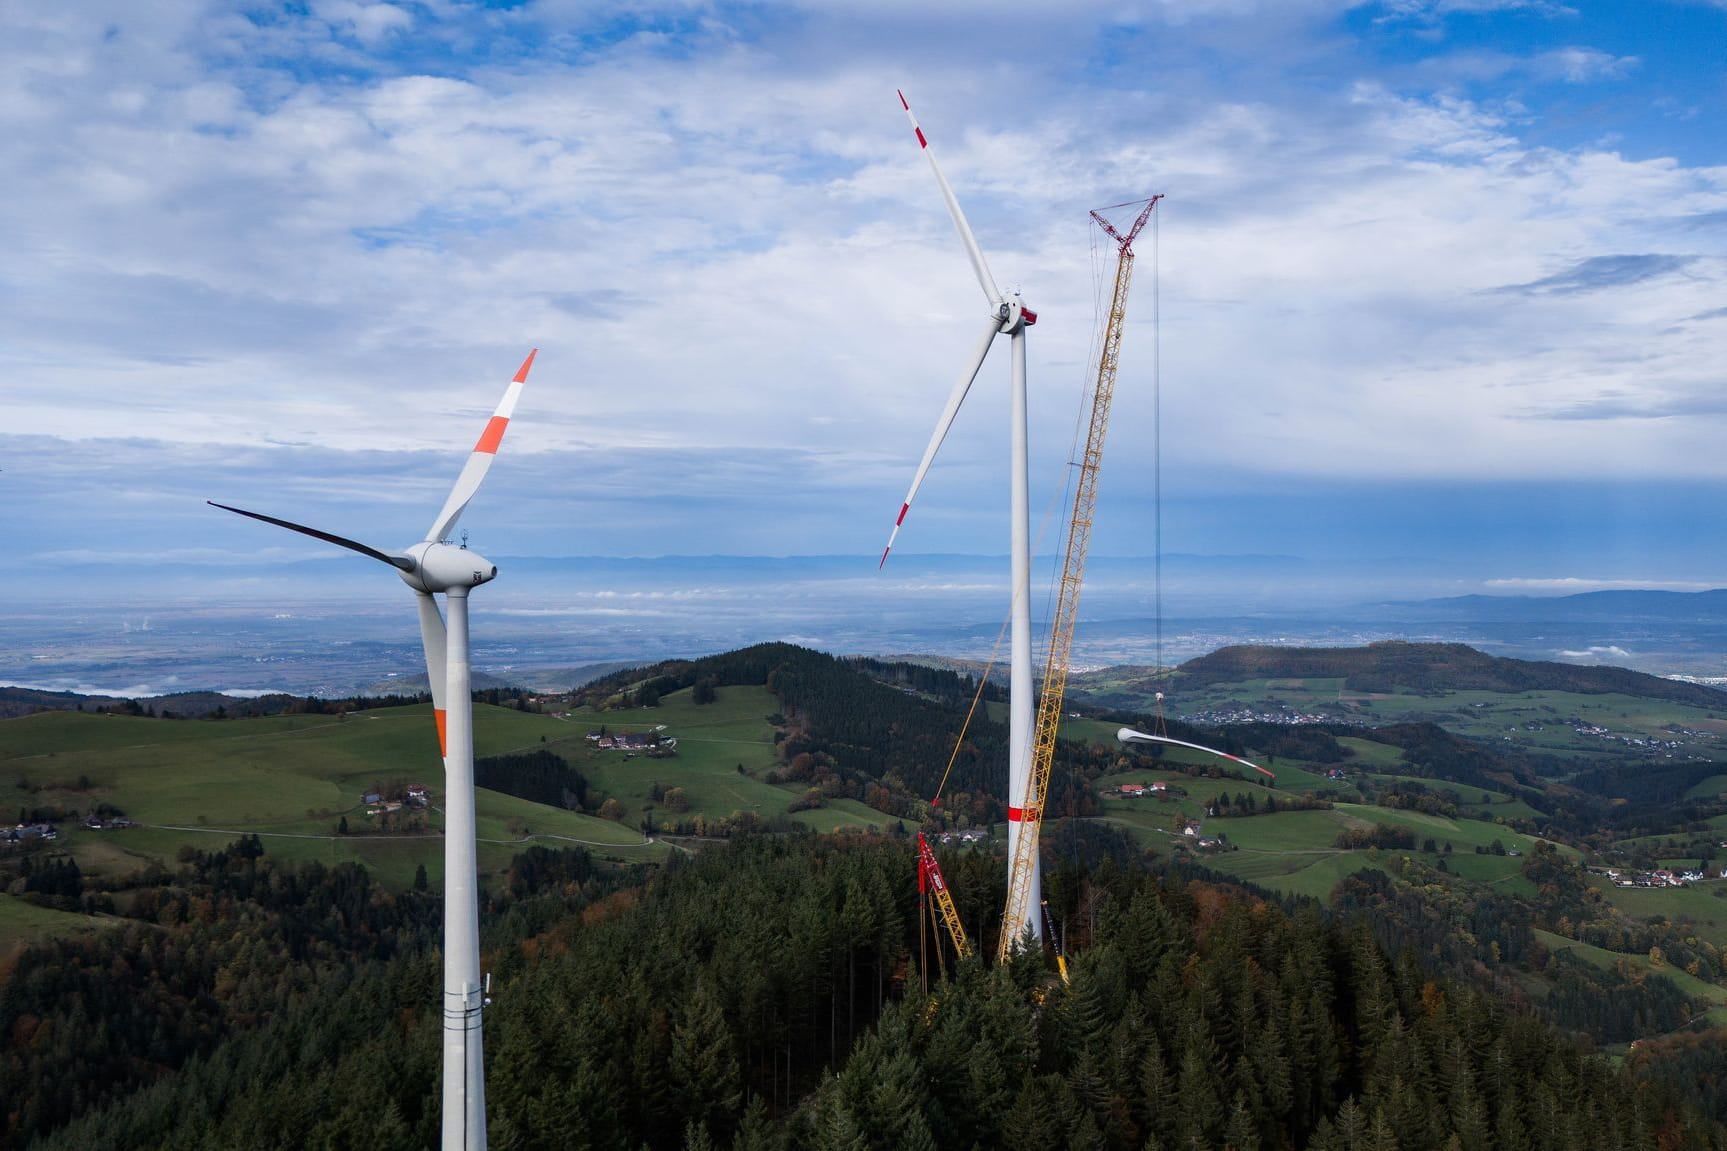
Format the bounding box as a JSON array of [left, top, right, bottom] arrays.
[[0, 685, 128, 720], [1403, 587, 1727, 619], [1179, 640, 1727, 707]]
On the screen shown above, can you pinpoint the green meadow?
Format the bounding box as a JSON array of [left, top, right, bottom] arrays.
[[1534, 928, 1727, 1029], [0, 895, 123, 954], [0, 683, 894, 905], [1589, 873, 1727, 949]]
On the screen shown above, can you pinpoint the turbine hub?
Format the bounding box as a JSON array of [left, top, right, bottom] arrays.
[[401, 541, 498, 593], [998, 297, 1035, 332]]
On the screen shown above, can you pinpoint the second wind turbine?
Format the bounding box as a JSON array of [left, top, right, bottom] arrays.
[[881, 89, 1042, 947]]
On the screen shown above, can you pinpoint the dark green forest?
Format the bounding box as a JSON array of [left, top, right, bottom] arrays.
[[6, 832, 1724, 1149]]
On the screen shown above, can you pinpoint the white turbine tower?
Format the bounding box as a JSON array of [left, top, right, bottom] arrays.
[[881, 90, 1042, 947], [211, 349, 536, 1151]]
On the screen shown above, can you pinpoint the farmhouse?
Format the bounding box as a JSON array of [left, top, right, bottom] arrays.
[[3, 822, 58, 844]]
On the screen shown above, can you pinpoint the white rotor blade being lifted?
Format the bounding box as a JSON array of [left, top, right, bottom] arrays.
[[1118, 727, 1277, 779], [210, 348, 537, 1151]]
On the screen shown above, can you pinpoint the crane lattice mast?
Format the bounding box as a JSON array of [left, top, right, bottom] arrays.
[[998, 196, 1161, 962], [917, 832, 972, 980]]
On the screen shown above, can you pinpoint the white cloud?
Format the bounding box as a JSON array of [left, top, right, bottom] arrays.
[[1374, 0, 1577, 20], [1485, 578, 1717, 592], [1540, 46, 1637, 82], [1556, 645, 1632, 660], [1, 0, 1724, 570], [312, 1, 414, 46]]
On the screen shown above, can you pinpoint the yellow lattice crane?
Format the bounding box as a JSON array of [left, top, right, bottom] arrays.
[[999, 196, 1161, 964]]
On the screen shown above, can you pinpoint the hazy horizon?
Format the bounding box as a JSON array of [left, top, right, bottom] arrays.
[[8, 552, 1726, 700]]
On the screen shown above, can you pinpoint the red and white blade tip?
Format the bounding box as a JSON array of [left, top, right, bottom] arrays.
[[425, 349, 536, 543], [471, 349, 536, 456], [897, 90, 928, 148], [878, 508, 910, 570]]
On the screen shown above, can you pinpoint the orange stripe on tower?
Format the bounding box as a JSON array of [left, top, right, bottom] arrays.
[[434, 708, 448, 757], [513, 348, 537, 383], [473, 416, 509, 454], [1007, 806, 1041, 823]]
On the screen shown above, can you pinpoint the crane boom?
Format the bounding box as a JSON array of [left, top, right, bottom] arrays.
[[918, 832, 972, 961], [999, 196, 1160, 962]]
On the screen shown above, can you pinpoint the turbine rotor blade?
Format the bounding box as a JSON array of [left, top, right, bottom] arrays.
[[897, 89, 1003, 307], [1117, 727, 1276, 779], [426, 349, 536, 544], [416, 591, 450, 757], [207, 501, 414, 571], [880, 315, 1001, 568]]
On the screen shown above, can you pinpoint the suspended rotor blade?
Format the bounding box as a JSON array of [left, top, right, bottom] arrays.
[[416, 591, 449, 758], [880, 315, 1001, 569], [898, 89, 1003, 308], [207, 501, 414, 572], [426, 348, 536, 544], [1118, 727, 1276, 779]]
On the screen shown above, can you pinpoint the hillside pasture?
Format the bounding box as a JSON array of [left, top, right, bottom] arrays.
[[1533, 927, 1727, 1028], [0, 895, 121, 955], [1685, 773, 1727, 800], [1335, 736, 1405, 767], [1205, 848, 1384, 903], [561, 685, 796, 820], [790, 799, 901, 834], [0, 703, 669, 887], [1590, 874, 1727, 948]]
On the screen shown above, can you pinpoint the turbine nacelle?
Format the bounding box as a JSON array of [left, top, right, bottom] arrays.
[[997, 296, 1036, 333], [400, 542, 498, 594]]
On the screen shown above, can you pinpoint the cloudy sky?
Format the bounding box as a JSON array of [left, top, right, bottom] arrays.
[[4, 0, 1726, 611]]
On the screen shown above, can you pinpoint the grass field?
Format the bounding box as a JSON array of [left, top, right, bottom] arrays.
[[1335, 736, 1404, 767], [1590, 874, 1727, 948], [1534, 928, 1727, 1028], [0, 685, 893, 894], [0, 895, 125, 955], [555, 685, 817, 826], [1206, 849, 1386, 903], [1686, 774, 1727, 800]]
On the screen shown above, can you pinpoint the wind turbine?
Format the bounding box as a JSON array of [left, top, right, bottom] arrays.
[[210, 349, 536, 1151], [881, 90, 1042, 947]]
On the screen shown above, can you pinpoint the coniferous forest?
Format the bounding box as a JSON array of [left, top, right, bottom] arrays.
[[3, 829, 1724, 1150]]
